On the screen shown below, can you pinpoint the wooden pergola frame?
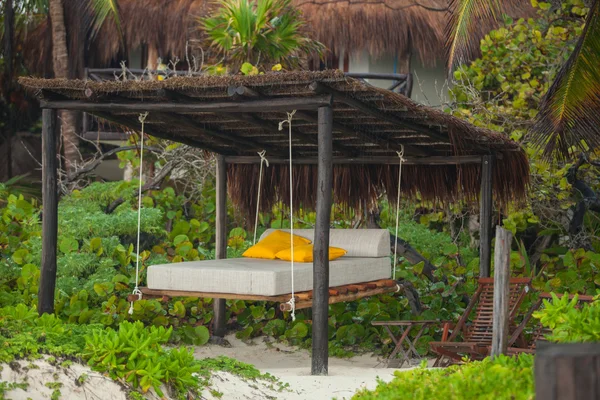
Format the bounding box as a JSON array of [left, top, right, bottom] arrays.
[[25, 71, 528, 376]]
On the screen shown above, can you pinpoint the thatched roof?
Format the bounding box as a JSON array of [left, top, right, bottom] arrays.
[[296, 0, 535, 64], [20, 70, 528, 213], [22, 0, 535, 75], [23, 0, 206, 75]]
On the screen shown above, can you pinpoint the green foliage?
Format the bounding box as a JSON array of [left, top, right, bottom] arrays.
[[0, 380, 29, 400], [530, 0, 600, 159], [534, 293, 600, 342], [0, 303, 283, 398], [200, 0, 324, 71], [449, 1, 600, 293], [84, 321, 201, 397], [1, 177, 483, 360], [352, 355, 534, 400]]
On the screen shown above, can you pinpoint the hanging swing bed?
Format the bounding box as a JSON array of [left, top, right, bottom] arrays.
[[22, 70, 529, 375]]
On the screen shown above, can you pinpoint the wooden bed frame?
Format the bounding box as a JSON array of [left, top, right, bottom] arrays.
[[128, 279, 399, 311]]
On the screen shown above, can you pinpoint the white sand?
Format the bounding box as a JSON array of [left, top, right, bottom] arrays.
[[1, 335, 428, 399], [0, 358, 132, 400], [196, 335, 430, 400]]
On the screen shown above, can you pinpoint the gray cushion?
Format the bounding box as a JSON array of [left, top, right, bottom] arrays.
[[147, 257, 391, 296], [259, 229, 390, 258]]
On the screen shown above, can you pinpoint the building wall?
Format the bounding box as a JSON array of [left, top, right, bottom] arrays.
[[344, 50, 449, 108]]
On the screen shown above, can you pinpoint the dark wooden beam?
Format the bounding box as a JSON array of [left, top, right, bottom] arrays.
[[213, 155, 228, 338], [153, 112, 286, 156], [152, 90, 281, 154], [224, 155, 486, 165], [227, 86, 354, 156], [479, 155, 494, 277], [227, 85, 260, 98], [40, 94, 333, 113], [39, 89, 71, 102], [294, 110, 429, 157], [309, 82, 449, 144], [312, 105, 333, 376], [82, 131, 130, 141], [345, 72, 409, 81], [38, 109, 58, 315], [92, 111, 231, 155]]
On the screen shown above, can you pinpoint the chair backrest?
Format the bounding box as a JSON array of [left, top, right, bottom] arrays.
[[452, 277, 532, 344], [259, 229, 391, 258]]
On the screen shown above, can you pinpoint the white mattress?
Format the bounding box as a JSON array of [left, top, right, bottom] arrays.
[[147, 257, 391, 296]]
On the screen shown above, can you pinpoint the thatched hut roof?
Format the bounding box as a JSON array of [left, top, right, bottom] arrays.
[[20, 70, 528, 214], [22, 0, 535, 75], [295, 0, 535, 64], [23, 0, 206, 75]]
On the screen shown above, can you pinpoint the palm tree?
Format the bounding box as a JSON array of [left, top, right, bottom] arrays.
[[447, 0, 600, 160], [47, 0, 121, 173], [200, 0, 324, 71], [47, 0, 79, 173]]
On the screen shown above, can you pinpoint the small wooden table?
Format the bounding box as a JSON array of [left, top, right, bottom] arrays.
[[372, 320, 440, 368]]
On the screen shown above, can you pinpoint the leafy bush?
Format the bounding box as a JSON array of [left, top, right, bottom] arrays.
[[352, 355, 534, 400], [534, 293, 600, 342], [1, 178, 477, 359], [0, 303, 280, 398], [84, 321, 202, 397]]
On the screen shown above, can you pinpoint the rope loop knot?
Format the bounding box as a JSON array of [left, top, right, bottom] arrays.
[[393, 144, 406, 280], [253, 150, 270, 244], [129, 111, 149, 315]]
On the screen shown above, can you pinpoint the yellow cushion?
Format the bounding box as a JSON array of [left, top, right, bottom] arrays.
[[275, 244, 347, 262], [242, 230, 311, 260]]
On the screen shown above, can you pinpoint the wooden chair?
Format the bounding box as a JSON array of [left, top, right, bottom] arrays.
[[428, 277, 532, 365], [506, 292, 595, 355]]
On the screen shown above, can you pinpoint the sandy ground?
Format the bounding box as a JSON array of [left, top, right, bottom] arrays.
[[0, 336, 428, 400], [0, 358, 132, 400], [197, 335, 431, 400]]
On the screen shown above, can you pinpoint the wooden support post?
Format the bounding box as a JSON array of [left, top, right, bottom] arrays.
[[535, 342, 600, 400], [479, 155, 494, 277], [213, 155, 227, 338], [38, 109, 58, 315], [312, 105, 333, 376], [491, 226, 512, 358]]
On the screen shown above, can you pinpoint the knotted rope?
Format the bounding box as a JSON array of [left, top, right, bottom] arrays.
[[393, 145, 406, 280], [279, 110, 297, 321], [253, 150, 270, 245], [129, 112, 149, 315]]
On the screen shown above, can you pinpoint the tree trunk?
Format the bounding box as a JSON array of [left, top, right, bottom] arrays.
[[147, 46, 159, 70], [49, 0, 79, 173], [2, 0, 14, 180]]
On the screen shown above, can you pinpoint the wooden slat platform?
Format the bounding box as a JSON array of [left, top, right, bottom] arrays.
[[130, 279, 398, 309]]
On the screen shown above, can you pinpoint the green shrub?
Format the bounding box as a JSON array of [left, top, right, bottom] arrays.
[[352, 355, 534, 400], [0, 304, 281, 398], [534, 293, 600, 342], [83, 321, 202, 397]]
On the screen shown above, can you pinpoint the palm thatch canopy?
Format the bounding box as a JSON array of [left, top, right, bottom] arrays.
[[22, 0, 535, 75], [23, 0, 206, 75], [20, 70, 528, 214], [296, 0, 535, 64]]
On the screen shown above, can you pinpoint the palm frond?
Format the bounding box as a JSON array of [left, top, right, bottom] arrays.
[[88, 0, 121, 42], [446, 0, 502, 71], [530, 0, 600, 160]]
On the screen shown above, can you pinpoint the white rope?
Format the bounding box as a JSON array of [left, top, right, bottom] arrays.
[[129, 112, 149, 315], [253, 150, 269, 245], [393, 145, 406, 281], [279, 110, 297, 321]]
